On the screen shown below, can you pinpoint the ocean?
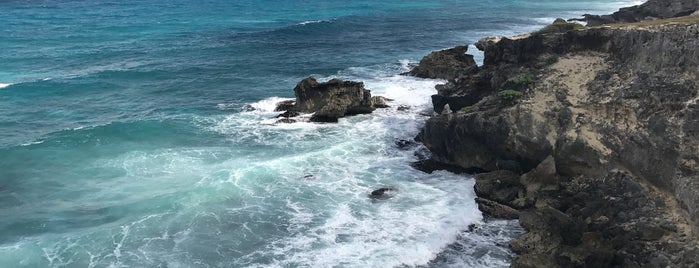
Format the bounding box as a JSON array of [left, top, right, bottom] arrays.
[[0, 0, 641, 267]]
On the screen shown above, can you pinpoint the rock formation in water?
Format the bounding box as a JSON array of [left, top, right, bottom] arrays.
[[404, 45, 479, 80], [275, 77, 389, 123], [409, 14, 699, 268]]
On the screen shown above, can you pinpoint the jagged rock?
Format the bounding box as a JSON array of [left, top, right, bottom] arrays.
[[275, 77, 390, 123], [274, 100, 295, 112], [475, 36, 502, 51], [370, 96, 391, 108], [395, 139, 418, 150], [276, 110, 299, 118], [410, 159, 476, 174], [415, 19, 699, 267], [583, 0, 699, 26], [405, 46, 478, 81], [294, 77, 374, 122], [475, 197, 520, 220], [276, 118, 296, 124], [474, 170, 527, 209]]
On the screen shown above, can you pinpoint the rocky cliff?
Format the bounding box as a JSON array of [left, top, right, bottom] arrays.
[[582, 0, 699, 26], [414, 17, 699, 268]]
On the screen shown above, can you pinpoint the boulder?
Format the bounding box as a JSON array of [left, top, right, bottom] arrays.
[[405, 46, 478, 81], [475, 197, 520, 220], [474, 170, 528, 209], [275, 77, 390, 123]]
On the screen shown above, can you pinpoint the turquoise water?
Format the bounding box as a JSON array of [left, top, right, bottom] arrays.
[[1, 0, 640, 267]]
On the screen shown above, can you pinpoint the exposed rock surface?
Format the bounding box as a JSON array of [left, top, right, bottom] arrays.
[[276, 77, 389, 123], [369, 187, 397, 199], [582, 0, 699, 26], [405, 45, 479, 81], [416, 19, 699, 268]]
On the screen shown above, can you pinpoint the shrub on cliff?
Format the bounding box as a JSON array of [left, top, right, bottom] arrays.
[[502, 73, 536, 92], [534, 18, 585, 35], [498, 89, 524, 106]]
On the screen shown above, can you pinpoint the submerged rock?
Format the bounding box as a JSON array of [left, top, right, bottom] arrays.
[[369, 187, 397, 199], [395, 139, 418, 150]]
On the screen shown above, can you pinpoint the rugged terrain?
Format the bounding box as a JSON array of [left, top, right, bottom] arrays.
[[411, 15, 699, 268], [581, 0, 699, 25]]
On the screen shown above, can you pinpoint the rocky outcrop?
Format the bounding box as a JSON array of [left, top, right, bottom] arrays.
[[416, 19, 699, 268], [405, 45, 479, 81], [276, 77, 389, 123], [582, 0, 699, 26]]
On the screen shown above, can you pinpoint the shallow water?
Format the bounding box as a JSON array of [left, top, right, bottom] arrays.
[[0, 0, 639, 266]]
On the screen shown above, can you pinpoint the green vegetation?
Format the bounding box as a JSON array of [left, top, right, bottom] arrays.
[[458, 105, 474, 113], [498, 89, 524, 106], [503, 72, 536, 92], [544, 55, 559, 65], [508, 73, 535, 85], [534, 18, 585, 35]]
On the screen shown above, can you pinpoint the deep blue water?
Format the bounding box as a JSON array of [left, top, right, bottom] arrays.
[[1, 0, 640, 267]]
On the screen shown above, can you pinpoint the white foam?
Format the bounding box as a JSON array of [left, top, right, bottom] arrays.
[[248, 96, 294, 113], [298, 20, 329, 25], [204, 64, 505, 267], [0, 83, 11, 89], [532, 17, 558, 24]]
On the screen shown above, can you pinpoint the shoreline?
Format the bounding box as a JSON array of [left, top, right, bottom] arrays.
[[405, 0, 699, 267]]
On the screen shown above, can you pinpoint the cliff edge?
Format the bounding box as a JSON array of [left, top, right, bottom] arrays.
[[415, 17, 699, 268]]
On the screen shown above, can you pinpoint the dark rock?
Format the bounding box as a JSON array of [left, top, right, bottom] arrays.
[[274, 100, 295, 112], [415, 15, 699, 268], [474, 170, 526, 209], [395, 139, 418, 150], [369, 187, 397, 199], [406, 46, 479, 81], [409, 158, 482, 174], [292, 77, 379, 123], [508, 238, 527, 254], [277, 110, 299, 118], [475, 197, 520, 219], [276, 118, 296, 124], [397, 105, 411, 111], [582, 0, 699, 26]]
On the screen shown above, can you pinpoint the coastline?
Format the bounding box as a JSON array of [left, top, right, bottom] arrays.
[[406, 0, 699, 267]]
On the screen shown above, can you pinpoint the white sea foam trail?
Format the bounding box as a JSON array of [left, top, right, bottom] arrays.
[[204, 61, 522, 267], [0, 83, 11, 89]]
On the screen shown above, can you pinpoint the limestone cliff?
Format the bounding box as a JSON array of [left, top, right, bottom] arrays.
[[583, 0, 699, 26], [414, 17, 699, 267]]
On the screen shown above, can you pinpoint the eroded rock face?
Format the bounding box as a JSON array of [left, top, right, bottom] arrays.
[[405, 46, 479, 81], [416, 22, 699, 267], [276, 77, 389, 123], [583, 0, 699, 26]]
